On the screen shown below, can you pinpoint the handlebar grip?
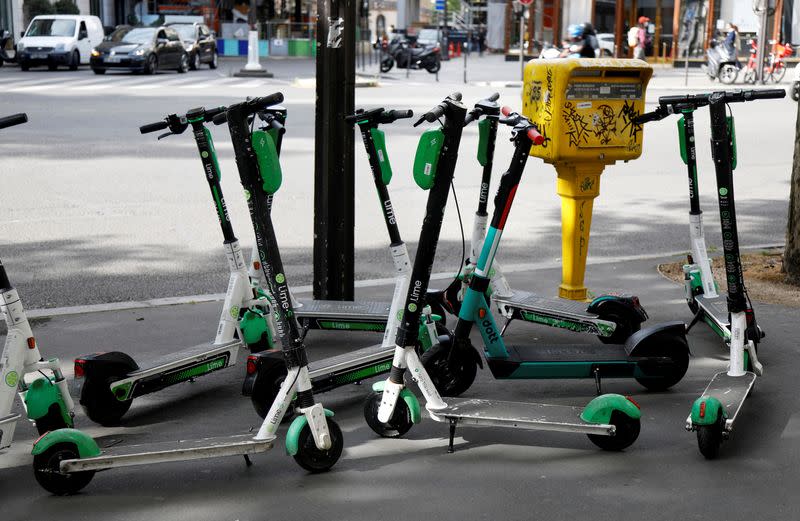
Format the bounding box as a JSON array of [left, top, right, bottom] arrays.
[[244, 93, 285, 115], [501, 106, 512, 116], [0, 113, 28, 130], [527, 127, 544, 146], [463, 112, 476, 126], [205, 106, 227, 122], [139, 120, 169, 134], [737, 88, 786, 100], [212, 112, 228, 125], [267, 116, 285, 133], [487, 92, 500, 102], [450, 92, 462, 101], [387, 109, 413, 120], [632, 110, 665, 125]]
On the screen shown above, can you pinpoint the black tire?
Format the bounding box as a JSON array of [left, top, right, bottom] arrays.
[[80, 376, 132, 426], [190, 51, 200, 70], [596, 306, 642, 345], [743, 69, 756, 84], [363, 391, 414, 438], [380, 57, 393, 73], [209, 51, 218, 69], [719, 64, 738, 84], [420, 341, 478, 397], [92, 68, 105, 75], [791, 83, 800, 102], [68, 50, 79, 71], [425, 59, 441, 73], [293, 418, 343, 473], [20, 62, 29, 71], [632, 331, 690, 391], [697, 414, 724, 459], [587, 410, 640, 451], [770, 64, 786, 83], [177, 53, 188, 73], [48, 63, 57, 71], [34, 403, 71, 435], [145, 54, 157, 75], [33, 443, 95, 495], [250, 362, 290, 420]]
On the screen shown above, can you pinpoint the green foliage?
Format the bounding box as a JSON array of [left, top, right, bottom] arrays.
[[25, 0, 55, 20], [53, 0, 80, 14]]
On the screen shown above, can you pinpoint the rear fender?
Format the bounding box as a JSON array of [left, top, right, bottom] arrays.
[[285, 409, 334, 456], [580, 394, 642, 424], [625, 321, 688, 357], [241, 349, 283, 396], [587, 295, 648, 322], [690, 396, 724, 426], [75, 351, 139, 379], [31, 428, 100, 458]]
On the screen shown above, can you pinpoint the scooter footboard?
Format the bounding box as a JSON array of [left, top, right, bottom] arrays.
[[0, 413, 20, 449]]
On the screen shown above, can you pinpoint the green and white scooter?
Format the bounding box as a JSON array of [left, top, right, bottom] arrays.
[[1, 113, 76, 453], [635, 88, 784, 458], [366, 94, 642, 452], [31, 94, 343, 495], [69, 105, 279, 426]]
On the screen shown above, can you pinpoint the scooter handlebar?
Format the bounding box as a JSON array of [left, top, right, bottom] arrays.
[[464, 93, 501, 125], [633, 107, 669, 125], [139, 120, 169, 134], [212, 112, 228, 125], [414, 92, 462, 126], [0, 113, 28, 130], [242, 93, 285, 116], [658, 88, 786, 108], [527, 127, 544, 145], [383, 109, 414, 122]]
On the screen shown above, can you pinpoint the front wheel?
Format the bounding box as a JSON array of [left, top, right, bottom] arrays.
[[68, 50, 79, 71], [190, 52, 200, 70], [80, 376, 132, 426], [697, 415, 724, 459], [177, 53, 188, 73], [363, 391, 413, 438], [719, 64, 738, 84], [33, 443, 95, 495], [420, 341, 478, 397], [144, 54, 157, 75], [770, 63, 786, 83], [293, 419, 343, 472], [587, 411, 640, 451], [743, 69, 756, 84], [425, 58, 441, 73], [380, 57, 393, 73], [209, 51, 218, 69]]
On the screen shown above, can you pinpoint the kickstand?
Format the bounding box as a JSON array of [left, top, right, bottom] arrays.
[[593, 367, 602, 396], [500, 318, 514, 337], [447, 419, 458, 454], [685, 309, 704, 334], [243, 455, 253, 467]]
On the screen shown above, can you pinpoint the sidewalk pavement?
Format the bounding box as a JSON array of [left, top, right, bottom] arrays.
[[2, 255, 799, 520]]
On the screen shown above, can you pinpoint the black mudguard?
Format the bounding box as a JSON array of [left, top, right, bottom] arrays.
[[625, 321, 688, 358], [587, 295, 649, 322], [437, 331, 483, 369], [242, 350, 284, 397], [76, 351, 139, 379]]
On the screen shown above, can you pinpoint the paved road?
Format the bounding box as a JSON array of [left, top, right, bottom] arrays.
[[1, 259, 799, 520], [0, 56, 796, 309]]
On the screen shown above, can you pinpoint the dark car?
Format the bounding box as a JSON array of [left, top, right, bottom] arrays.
[[90, 25, 188, 75], [167, 22, 217, 70]]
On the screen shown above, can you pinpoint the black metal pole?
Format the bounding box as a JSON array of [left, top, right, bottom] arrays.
[[313, 0, 356, 300]]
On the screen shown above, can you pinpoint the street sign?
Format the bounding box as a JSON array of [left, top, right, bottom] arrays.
[[435, 0, 445, 11]]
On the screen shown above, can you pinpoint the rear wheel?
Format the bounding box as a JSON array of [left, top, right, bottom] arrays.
[[33, 443, 95, 495], [209, 51, 218, 69], [190, 51, 200, 70], [380, 56, 393, 72], [743, 69, 756, 84], [697, 414, 724, 459], [80, 375, 132, 425], [425, 58, 441, 73], [145, 54, 157, 74], [177, 53, 189, 73], [596, 307, 641, 344], [770, 63, 786, 83], [293, 419, 343, 472], [250, 361, 289, 420], [363, 391, 413, 438], [34, 404, 71, 434], [632, 331, 690, 391], [420, 341, 478, 397], [587, 411, 640, 451]]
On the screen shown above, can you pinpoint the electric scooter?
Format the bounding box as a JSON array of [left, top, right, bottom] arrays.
[[239, 106, 457, 418], [70, 105, 279, 426], [445, 93, 650, 345], [31, 94, 343, 495], [635, 88, 785, 459], [365, 94, 644, 452], [1, 113, 76, 453]]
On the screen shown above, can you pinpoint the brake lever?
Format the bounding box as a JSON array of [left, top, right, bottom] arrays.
[[157, 132, 174, 140]]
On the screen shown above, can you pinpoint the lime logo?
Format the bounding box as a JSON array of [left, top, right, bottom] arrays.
[[408, 303, 417, 312], [275, 273, 285, 284], [244, 189, 251, 201], [201, 151, 209, 158], [396, 310, 403, 321], [230, 305, 240, 319], [5, 371, 19, 387], [719, 187, 728, 196]]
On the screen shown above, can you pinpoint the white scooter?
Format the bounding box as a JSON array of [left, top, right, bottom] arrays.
[[1, 113, 76, 454]]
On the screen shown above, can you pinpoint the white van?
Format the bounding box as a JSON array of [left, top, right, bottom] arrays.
[[17, 15, 104, 71]]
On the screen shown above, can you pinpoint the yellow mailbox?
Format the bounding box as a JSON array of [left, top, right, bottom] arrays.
[[522, 58, 652, 301]]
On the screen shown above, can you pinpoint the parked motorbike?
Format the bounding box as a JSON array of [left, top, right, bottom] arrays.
[[0, 29, 17, 67], [705, 39, 739, 84], [379, 36, 441, 74]]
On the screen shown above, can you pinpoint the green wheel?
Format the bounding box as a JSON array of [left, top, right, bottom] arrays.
[[363, 391, 413, 438], [293, 418, 343, 473], [697, 415, 724, 459], [80, 376, 132, 426], [587, 410, 641, 451], [33, 443, 95, 495], [420, 341, 477, 397]]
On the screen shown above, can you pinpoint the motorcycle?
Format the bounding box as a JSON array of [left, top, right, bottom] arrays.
[[379, 36, 441, 74], [791, 64, 799, 102], [0, 29, 17, 67], [705, 39, 739, 84]]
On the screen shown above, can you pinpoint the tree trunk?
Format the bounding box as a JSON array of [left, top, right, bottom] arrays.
[[784, 99, 800, 284]]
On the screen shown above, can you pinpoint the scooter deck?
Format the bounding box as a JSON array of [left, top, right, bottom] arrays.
[[295, 298, 390, 330], [126, 340, 241, 378], [429, 398, 613, 435], [486, 343, 638, 380], [307, 343, 395, 391], [698, 371, 756, 432], [0, 413, 20, 450], [60, 434, 273, 473], [493, 289, 596, 320], [695, 293, 730, 333], [507, 343, 628, 362]]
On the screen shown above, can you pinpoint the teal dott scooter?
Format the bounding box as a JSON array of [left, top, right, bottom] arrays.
[[635, 88, 785, 458], [366, 94, 643, 452]]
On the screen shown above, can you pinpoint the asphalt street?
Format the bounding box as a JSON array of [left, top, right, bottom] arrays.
[[0, 55, 795, 309]]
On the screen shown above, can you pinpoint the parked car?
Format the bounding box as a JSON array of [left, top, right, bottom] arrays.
[[90, 25, 189, 75], [166, 22, 217, 70], [16, 15, 104, 71]]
